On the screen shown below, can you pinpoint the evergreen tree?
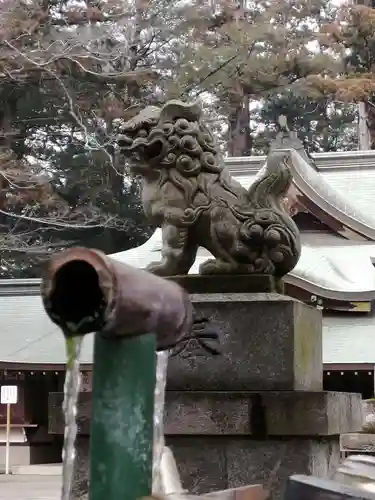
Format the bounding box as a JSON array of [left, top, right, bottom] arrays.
[[0, 0, 204, 277], [306, 1, 375, 148], [170, 0, 340, 156], [253, 91, 358, 154]]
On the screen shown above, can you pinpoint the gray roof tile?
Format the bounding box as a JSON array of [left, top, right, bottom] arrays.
[[0, 294, 374, 365], [0, 295, 93, 365], [323, 314, 375, 364]]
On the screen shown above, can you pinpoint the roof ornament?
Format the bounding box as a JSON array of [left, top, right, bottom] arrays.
[[272, 115, 316, 168], [278, 114, 290, 132], [117, 99, 301, 279]]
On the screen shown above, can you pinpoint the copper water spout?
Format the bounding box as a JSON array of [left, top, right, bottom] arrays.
[[41, 247, 193, 349]]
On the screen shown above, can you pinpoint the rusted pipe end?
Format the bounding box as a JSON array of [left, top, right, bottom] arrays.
[[41, 247, 114, 336], [41, 247, 194, 348]]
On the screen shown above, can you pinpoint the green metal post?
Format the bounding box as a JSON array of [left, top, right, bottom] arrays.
[[90, 332, 156, 500]]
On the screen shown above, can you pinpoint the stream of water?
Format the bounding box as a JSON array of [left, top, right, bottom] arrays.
[[60, 339, 169, 499], [61, 336, 83, 500], [152, 350, 169, 494]]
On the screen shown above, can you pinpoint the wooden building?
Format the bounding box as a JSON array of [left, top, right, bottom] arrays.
[[1, 131, 375, 465]]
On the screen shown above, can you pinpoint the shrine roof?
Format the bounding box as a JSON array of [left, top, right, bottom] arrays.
[[228, 149, 375, 238], [226, 149, 375, 173], [0, 293, 93, 366], [323, 313, 375, 365], [0, 293, 373, 367]]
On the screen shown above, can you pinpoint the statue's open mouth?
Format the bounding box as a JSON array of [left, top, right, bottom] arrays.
[[118, 135, 166, 164]]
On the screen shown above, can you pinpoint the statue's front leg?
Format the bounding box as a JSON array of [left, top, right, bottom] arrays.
[[146, 225, 197, 276]]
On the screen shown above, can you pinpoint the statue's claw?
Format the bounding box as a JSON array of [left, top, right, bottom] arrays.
[[199, 259, 236, 275], [146, 261, 176, 277]]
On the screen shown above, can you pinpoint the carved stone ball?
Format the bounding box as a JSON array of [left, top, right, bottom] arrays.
[[269, 249, 284, 263], [248, 224, 264, 242], [264, 228, 282, 246]]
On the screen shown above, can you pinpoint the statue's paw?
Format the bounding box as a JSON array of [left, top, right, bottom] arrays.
[[200, 259, 263, 275], [146, 261, 174, 276], [199, 259, 235, 275]]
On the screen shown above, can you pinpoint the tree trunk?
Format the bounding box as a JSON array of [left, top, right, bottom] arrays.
[[364, 101, 375, 149], [359, 102, 371, 150], [227, 94, 252, 156]]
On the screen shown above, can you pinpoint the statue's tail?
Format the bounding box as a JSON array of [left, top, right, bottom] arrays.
[[234, 149, 301, 276], [247, 149, 293, 210]]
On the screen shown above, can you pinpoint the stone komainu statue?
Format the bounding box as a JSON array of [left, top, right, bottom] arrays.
[[118, 100, 301, 277]]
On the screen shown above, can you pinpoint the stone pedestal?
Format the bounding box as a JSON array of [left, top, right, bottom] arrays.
[[48, 291, 362, 500], [167, 436, 340, 500], [167, 293, 322, 391], [164, 292, 362, 500], [164, 391, 361, 500]]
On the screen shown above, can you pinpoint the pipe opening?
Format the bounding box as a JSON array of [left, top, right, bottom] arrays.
[[49, 260, 106, 335]]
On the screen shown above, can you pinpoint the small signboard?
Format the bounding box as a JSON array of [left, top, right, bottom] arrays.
[[1, 385, 18, 474], [1, 385, 18, 405]]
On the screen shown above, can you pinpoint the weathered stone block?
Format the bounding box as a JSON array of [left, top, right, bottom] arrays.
[[263, 391, 362, 436], [165, 391, 362, 436], [167, 436, 341, 500], [340, 433, 375, 453], [49, 390, 362, 437], [168, 275, 283, 294], [57, 421, 346, 500], [167, 293, 322, 391]]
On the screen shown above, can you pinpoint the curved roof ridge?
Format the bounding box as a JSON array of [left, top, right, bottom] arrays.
[[285, 148, 375, 240], [264, 130, 375, 240]]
